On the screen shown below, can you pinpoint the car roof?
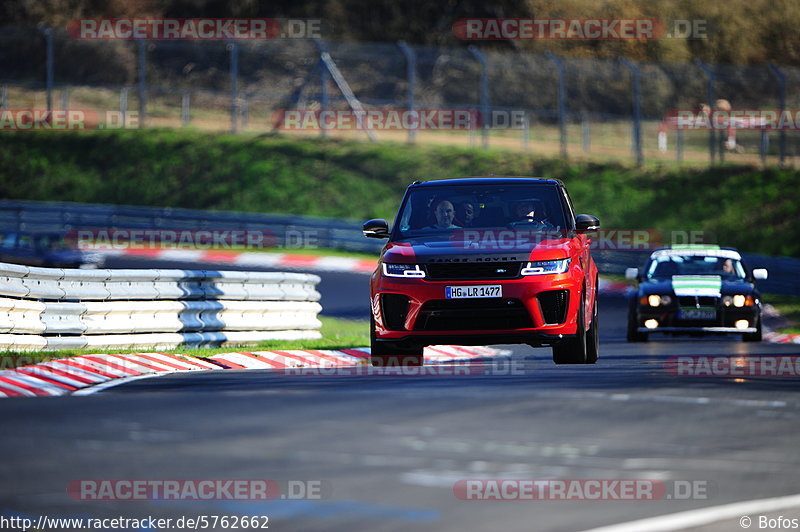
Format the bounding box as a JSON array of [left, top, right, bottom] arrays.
[[649, 245, 742, 260], [410, 177, 563, 187]]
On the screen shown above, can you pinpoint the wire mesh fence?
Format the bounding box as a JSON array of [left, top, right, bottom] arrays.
[[2, 25, 799, 166]]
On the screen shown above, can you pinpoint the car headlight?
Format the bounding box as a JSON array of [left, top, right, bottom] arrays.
[[724, 295, 755, 307], [520, 258, 570, 276], [641, 294, 671, 307], [382, 263, 426, 278]]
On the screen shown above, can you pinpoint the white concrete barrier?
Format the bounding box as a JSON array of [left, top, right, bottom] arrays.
[[0, 262, 322, 351]]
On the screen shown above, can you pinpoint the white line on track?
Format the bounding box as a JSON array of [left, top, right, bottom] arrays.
[[578, 492, 800, 532], [72, 371, 186, 396]]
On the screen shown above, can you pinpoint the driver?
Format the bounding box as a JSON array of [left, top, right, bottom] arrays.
[[427, 200, 460, 230], [720, 258, 736, 277]]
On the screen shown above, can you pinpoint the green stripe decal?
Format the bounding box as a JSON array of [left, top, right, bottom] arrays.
[[671, 275, 722, 296]]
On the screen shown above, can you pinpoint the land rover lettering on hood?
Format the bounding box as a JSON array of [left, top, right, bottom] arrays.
[[363, 177, 601, 367], [626, 246, 768, 342]]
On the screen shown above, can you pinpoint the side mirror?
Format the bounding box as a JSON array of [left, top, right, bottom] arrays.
[[363, 219, 390, 239], [752, 268, 768, 280], [575, 214, 600, 233], [625, 267, 639, 280]]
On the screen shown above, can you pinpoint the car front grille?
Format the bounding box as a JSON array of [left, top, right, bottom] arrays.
[[424, 261, 522, 281], [414, 298, 533, 331], [677, 296, 719, 307]]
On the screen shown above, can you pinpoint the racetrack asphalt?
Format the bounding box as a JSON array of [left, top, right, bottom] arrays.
[[1, 256, 798, 532]]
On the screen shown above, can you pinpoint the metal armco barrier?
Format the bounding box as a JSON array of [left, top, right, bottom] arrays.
[[0, 199, 383, 254], [1, 200, 797, 294], [0, 262, 322, 351]]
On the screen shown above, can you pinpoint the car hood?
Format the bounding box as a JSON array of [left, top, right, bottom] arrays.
[[382, 234, 577, 263]]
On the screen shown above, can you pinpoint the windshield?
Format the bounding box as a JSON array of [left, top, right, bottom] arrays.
[[394, 183, 569, 238], [647, 255, 746, 280]]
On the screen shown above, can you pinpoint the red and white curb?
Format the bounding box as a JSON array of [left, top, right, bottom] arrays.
[[0, 346, 504, 398], [763, 331, 800, 344]]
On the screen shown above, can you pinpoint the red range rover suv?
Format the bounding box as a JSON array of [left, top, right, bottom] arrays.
[[363, 177, 601, 367]]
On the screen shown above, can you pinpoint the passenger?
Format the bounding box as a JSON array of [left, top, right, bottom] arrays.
[[455, 201, 476, 227], [511, 199, 556, 230]]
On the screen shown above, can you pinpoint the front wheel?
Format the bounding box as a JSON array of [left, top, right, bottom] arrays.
[[553, 295, 588, 364], [370, 317, 424, 367], [585, 298, 599, 364], [626, 313, 648, 342], [742, 317, 763, 342]]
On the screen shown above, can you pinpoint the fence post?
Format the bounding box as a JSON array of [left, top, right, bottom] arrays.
[[397, 41, 417, 144], [181, 91, 190, 126], [119, 87, 128, 124], [38, 26, 54, 112], [241, 95, 249, 131], [228, 41, 239, 133], [760, 130, 769, 166], [522, 114, 530, 152], [137, 40, 147, 128], [61, 88, 68, 110], [619, 57, 643, 166], [468, 46, 489, 149], [546, 52, 568, 160], [1, 86, 7, 110], [313, 40, 330, 138], [581, 113, 590, 153], [696, 60, 716, 165], [676, 129, 684, 163], [768, 63, 786, 167]]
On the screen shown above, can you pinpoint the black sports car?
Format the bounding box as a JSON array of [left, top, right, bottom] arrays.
[[0, 232, 104, 269], [626, 246, 767, 342]]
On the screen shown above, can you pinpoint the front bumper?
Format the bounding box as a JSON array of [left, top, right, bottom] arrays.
[[371, 268, 585, 345], [634, 303, 760, 335], [637, 326, 757, 334]]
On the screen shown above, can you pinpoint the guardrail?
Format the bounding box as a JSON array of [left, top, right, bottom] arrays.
[[1, 199, 797, 294], [0, 262, 322, 351], [0, 199, 383, 254]]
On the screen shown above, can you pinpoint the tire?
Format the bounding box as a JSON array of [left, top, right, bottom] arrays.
[[743, 316, 763, 342], [585, 296, 599, 364], [370, 317, 424, 367], [553, 293, 588, 364], [626, 302, 648, 342]]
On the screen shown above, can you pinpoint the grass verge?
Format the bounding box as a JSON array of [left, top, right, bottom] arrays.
[[764, 293, 800, 335], [1, 129, 798, 257]]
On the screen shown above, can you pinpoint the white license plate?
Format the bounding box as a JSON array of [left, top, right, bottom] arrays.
[[445, 285, 502, 299], [678, 308, 717, 320]]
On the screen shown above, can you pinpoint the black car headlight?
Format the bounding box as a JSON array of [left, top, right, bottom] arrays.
[[382, 263, 426, 278]]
